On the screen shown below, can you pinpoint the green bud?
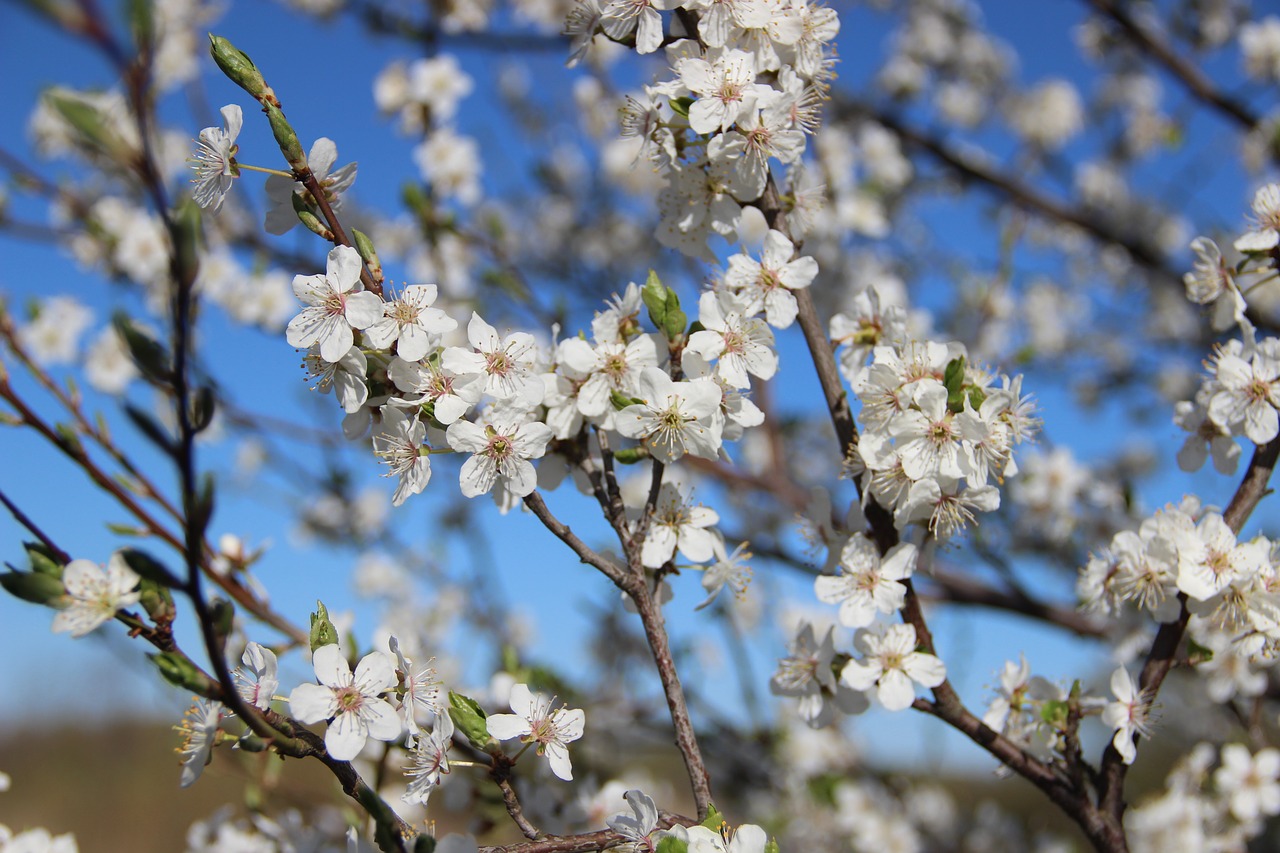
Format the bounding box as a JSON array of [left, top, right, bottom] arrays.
[[352, 230, 382, 280], [292, 193, 331, 240], [1040, 698, 1069, 727], [668, 97, 694, 118], [764, 839, 781, 853], [150, 651, 215, 693], [413, 835, 438, 853], [943, 356, 966, 413], [207, 35, 267, 98], [641, 270, 687, 342], [610, 390, 642, 411], [0, 570, 66, 605], [611, 447, 649, 464], [129, 0, 155, 51], [447, 691, 494, 750], [310, 601, 338, 652], [54, 422, 83, 456], [699, 804, 724, 832], [263, 102, 305, 170], [139, 578, 176, 624], [23, 541, 64, 578], [170, 198, 202, 292], [117, 548, 180, 587]]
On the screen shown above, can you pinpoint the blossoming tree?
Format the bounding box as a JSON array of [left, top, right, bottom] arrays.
[[5, 1, 1280, 851]]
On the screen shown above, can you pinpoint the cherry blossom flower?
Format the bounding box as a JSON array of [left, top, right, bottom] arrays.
[[51, 553, 141, 638], [289, 644, 401, 761], [1214, 744, 1280, 823], [601, 0, 673, 55], [442, 313, 544, 409], [616, 367, 723, 464], [1206, 342, 1280, 445], [641, 482, 720, 569], [189, 104, 241, 213], [1174, 512, 1268, 602], [388, 635, 442, 737], [175, 698, 224, 788], [387, 357, 483, 425], [841, 623, 946, 711], [402, 710, 453, 806], [686, 291, 777, 389], [696, 537, 753, 610], [372, 407, 432, 506], [287, 245, 383, 364], [302, 345, 368, 413], [486, 683, 585, 781], [722, 229, 817, 328], [814, 536, 917, 629], [19, 296, 93, 366], [234, 642, 279, 711], [1235, 183, 1280, 252], [364, 284, 456, 362], [771, 621, 867, 727], [678, 49, 767, 134], [606, 789, 660, 850], [1102, 666, 1153, 765], [445, 418, 553, 498]]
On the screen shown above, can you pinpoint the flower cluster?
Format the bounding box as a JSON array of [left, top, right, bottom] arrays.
[[847, 342, 1037, 538]]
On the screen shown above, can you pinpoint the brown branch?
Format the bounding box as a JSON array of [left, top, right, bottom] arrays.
[[1084, 0, 1260, 131], [523, 491, 631, 588]]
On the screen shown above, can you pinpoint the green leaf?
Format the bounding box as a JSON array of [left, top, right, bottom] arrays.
[[764, 839, 781, 853], [309, 601, 338, 653], [123, 403, 176, 457], [23, 541, 64, 578], [447, 691, 493, 750], [610, 390, 643, 411], [668, 97, 693, 118], [170, 198, 201, 291], [113, 313, 172, 387], [44, 89, 126, 159], [700, 804, 724, 831], [0, 570, 65, 605], [943, 356, 966, 412], [192, 385, 217, 434], [190, 472, 216, 540], [656, 837, 689, 853]]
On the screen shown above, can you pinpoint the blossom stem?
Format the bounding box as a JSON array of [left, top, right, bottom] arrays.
[[236, 162, 295, 178]]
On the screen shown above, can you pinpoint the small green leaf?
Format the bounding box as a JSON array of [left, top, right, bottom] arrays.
[[190, 472, 216, 540], [123, 403, 177, 457], [170, 198, 201, 291], [139, 578, 175, 624], [668, 97, 693, 118], [610, 390, 643, 411], [309, 601, 338, 653], [24, 541, 64, 578], [192, 385, 217, 434], [699, 804, 723, 831], [656, 836, 689, 853], [113, 313, 172, 387], [611, 447, 649, 464], [764, 839, 781, 853], [642, 270, 668, 329], [447, 691, 493, 750]]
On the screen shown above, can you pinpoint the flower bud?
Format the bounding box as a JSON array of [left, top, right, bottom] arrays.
[[207, 35, 268, 99], [447, 691, 495, 751], [263, 103, 305, 170], [309, 601, 338, 653], [0, 570, 66, 605], [150, 651, 216, 694]]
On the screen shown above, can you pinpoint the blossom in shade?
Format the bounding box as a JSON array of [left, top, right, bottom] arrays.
[[175, 698, 224, 788], [1101, 666, 1153, 765], [189, 104, 242, 213], [235, 642, 279, 711]]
